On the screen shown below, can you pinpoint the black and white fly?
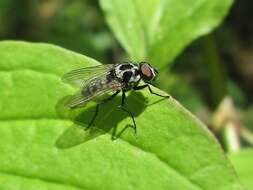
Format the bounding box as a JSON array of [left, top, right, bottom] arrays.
[[62, 61, 169, 132]]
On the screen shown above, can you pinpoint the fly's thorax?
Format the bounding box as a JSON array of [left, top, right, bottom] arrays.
[[115, 63, 140, 85]]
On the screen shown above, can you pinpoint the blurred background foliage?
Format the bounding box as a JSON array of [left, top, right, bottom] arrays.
[[0, 0, 252, 151]]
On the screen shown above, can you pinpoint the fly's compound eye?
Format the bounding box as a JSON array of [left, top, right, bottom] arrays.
[[140, 63, 155, 81]]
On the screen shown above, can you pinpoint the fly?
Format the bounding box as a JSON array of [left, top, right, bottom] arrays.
[[62, 61, 170, 133]]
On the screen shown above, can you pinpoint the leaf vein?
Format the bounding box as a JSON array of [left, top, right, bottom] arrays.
[[0, 170, 88, 190], [116, 138, 203, 190]]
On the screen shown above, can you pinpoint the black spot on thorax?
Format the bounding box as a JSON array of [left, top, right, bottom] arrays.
[[119, 64, 133, 71], [123, 71, 133, 84], [134, 69, 140, 76]]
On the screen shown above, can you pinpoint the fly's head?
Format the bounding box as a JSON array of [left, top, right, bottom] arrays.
[[139, 62, 158, 82]]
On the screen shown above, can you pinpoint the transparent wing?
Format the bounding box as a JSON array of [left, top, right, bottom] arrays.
[[65, 79, 122, 108], [62, 64, 115, 88], [64, 92, 88, 108]]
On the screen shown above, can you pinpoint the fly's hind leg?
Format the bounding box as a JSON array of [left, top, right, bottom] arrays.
[[118, 90, 137, 133], [87, 90, 120, 128]]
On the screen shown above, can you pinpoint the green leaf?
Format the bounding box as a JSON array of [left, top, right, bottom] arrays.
[[0, 41, 242, 190], [229, 149, 253, 190], [100, 0, 233, 68], [155, 71, 206, 112]]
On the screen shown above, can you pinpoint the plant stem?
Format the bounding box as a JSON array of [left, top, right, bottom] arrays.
[[223, 122, 240, 152], [202, 34, 227, 107]]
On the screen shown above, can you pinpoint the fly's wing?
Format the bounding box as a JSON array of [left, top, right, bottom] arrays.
[[62, 65, 121, 108], [65, 80, 122, 108], [64, 92, 88, 108], [62, 64, 116, 88]]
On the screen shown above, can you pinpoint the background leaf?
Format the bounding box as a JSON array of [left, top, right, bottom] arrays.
[[100, 0, 234, 68], [0, 41, 242, 189], [228, 149, 253, 190]]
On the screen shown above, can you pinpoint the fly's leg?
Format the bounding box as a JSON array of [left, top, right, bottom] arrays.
[[88, 90, 120, 128], [121, 90, 126, 106], [133, 84, 170, 98], [118, 91, 137, 133]]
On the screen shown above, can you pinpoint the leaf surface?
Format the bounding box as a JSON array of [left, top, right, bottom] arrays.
[[229, 149, 253, 190], [0, 41, 242, 190]]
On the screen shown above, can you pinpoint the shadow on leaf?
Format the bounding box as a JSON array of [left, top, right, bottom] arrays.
[[55, 92, 148, 148]]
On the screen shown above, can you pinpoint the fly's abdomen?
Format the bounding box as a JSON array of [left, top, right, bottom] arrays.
[[82, 78, 121, 97], [81, 79, 102, 96]]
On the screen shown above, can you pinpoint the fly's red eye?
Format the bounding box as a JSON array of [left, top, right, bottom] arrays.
[[141, 63, 152, 78]]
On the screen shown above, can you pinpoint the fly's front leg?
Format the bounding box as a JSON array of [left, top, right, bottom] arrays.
[[118, 90, 137, 133], [121, 90, 126, 107], [88, 90, 120, 128], [133, 84, 170, 98]]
